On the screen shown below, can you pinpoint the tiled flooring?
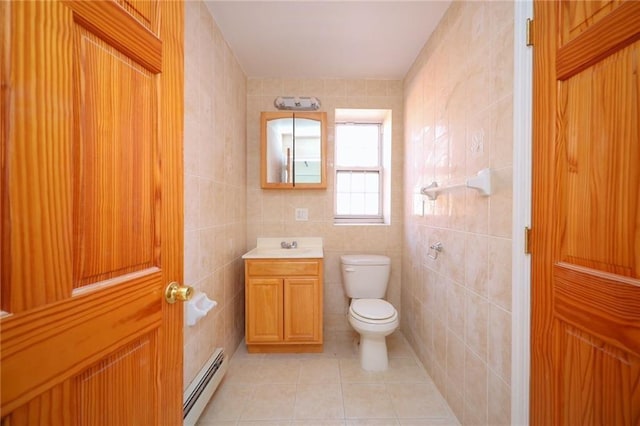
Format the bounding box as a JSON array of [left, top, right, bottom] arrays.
[[196, 332, 459, 425]]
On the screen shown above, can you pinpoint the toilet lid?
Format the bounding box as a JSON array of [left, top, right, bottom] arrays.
[[351, 299, 396, 320]]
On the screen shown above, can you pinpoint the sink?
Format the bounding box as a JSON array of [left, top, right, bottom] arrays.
[[255, 248, 314, 256], [242, 237, 323, 259]]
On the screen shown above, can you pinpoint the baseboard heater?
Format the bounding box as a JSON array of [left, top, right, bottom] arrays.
[[183, 348, 228, 425]]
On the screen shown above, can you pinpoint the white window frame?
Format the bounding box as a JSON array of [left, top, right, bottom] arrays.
[[334, 122, 384, 224]]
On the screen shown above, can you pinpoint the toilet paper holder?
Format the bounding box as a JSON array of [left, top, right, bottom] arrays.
[[185, 292, 217, 326]]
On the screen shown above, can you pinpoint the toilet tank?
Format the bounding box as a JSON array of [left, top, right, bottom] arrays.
[[340, 255, 391, 299]]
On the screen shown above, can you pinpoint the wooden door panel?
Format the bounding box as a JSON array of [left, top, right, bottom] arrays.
[[559, 324, 640, 426], [557, 1, 640, 80], [114, 0, 158, 33], [284, 278, 319, 342], [247, 278, 283, 342], [73, 26, 158, 287], [559, 41, 640, 276], [77, 336, 157, 425], [562, 0, 622, 44]]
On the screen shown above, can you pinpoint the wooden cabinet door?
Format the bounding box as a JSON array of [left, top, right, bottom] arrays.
[[531, 1, 640, 424], [284, 278, 320, 342], [1, 1, 184, 423], [246, 278, 283, 343]]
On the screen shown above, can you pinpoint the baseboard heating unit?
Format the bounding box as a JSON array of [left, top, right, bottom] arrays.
[[183, 348, 228, 426]]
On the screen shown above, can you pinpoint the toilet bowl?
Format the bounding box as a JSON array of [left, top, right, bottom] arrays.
[[348, 298, 399, 371], [340, 255, 399, 371]]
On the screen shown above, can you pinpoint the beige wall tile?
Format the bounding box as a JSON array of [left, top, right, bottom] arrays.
[[463, 233, 488, 297], [488, 304, 511, 385], [464, 349, 487, 420], [488, 237, 512, 311], [402, 2, 513, 424], [488, 167, 513, 238], [183, 0, 247, 389], [446, 283, 465, 338], [488, 371, 511, 425], [465, 291, 488, 361], [445, 331, 464, 386]]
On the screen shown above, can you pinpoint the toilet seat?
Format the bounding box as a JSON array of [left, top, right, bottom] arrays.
[[350, 299, 397, 324]]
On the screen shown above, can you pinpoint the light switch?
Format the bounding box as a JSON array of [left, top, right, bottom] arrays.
[[295, 208, 309, 221]]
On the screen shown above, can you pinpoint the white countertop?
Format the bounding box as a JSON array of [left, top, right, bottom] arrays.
[[242, 237, 324, 259]]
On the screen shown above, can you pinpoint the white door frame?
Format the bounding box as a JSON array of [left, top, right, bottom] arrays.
[[512, 1, 533, 424]]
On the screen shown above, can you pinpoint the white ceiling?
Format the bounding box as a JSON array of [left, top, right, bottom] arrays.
[[204, 1, 451, 80]]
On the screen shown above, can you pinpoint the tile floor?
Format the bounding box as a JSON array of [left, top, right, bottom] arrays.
[[196, 332, 459, 425]]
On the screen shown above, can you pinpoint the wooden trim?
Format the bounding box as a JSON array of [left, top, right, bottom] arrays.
[[63, 0, 162, 74], [247, 260, 319, 276], [554, 263, 640, 356], [556, 1, 640, 81], [1, 0, 10, 311], [157, 0, 184, 423], [246, 343, 323, 353], [531, 0, 559, 423]]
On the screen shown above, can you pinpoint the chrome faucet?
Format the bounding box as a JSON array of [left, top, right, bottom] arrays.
[[280, 241, 298, 249]]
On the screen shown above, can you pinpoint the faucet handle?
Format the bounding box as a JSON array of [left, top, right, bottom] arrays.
[[291, 241, 298, 248], [281, 241, 289, 248]]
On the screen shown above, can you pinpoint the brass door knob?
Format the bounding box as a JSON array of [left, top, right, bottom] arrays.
[[165, 282, 193, 304]]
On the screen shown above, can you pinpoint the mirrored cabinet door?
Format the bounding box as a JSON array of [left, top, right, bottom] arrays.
[[260, 112, 327, 189]]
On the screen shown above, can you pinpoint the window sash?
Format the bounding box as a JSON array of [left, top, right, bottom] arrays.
[[334, 122, 384, 223], [334, 168, 383, 220]]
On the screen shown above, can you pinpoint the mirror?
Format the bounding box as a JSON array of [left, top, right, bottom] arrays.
[[260, 112, 327, 189]]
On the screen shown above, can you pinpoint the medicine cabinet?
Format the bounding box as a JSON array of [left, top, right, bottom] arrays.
[[260, 111, 327, 189]]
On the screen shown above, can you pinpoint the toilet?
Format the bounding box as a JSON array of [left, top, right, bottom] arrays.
[[340, 254, 399, 371]]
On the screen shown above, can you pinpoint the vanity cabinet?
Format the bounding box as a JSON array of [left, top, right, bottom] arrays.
[[260, 112, 327, 189], [245, 258, 323, 353]]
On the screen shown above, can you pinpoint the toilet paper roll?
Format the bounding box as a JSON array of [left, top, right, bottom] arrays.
[[185, 292, 218, 326]]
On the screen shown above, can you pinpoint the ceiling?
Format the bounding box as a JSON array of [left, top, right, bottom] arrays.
[[203, 1, 451, 80]]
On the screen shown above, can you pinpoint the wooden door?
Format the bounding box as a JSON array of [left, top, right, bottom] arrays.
[[531, 1, 640, 424], [284, 278, 320, 342], [1, 0, 184, 423], [246, 277, 283, 343]]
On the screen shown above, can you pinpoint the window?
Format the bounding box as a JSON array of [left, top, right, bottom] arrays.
[[334, 122, 384, 223]]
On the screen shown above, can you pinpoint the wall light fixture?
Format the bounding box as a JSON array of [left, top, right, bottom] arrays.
[[274, 96, 321, 111]]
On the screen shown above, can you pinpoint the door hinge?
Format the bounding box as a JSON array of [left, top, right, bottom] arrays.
[[524, 227, 532, 254], [526, 18, 534, 47]]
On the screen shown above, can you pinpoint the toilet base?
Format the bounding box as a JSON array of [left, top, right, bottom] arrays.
[[358, 334, 389, 371]]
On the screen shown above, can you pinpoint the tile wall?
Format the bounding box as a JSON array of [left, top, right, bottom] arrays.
[[183, 1, 248, 388], [402, 2, 514, 425], [246, 79, 404, 338]]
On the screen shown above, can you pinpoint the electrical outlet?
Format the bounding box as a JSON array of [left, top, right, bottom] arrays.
[[295, 208, 309, 221]]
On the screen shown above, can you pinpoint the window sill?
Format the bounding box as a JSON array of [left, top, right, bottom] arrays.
[[333, 219, 389, 226]]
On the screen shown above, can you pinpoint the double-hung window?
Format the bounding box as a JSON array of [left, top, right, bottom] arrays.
[[334, 122, 383, 223]]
